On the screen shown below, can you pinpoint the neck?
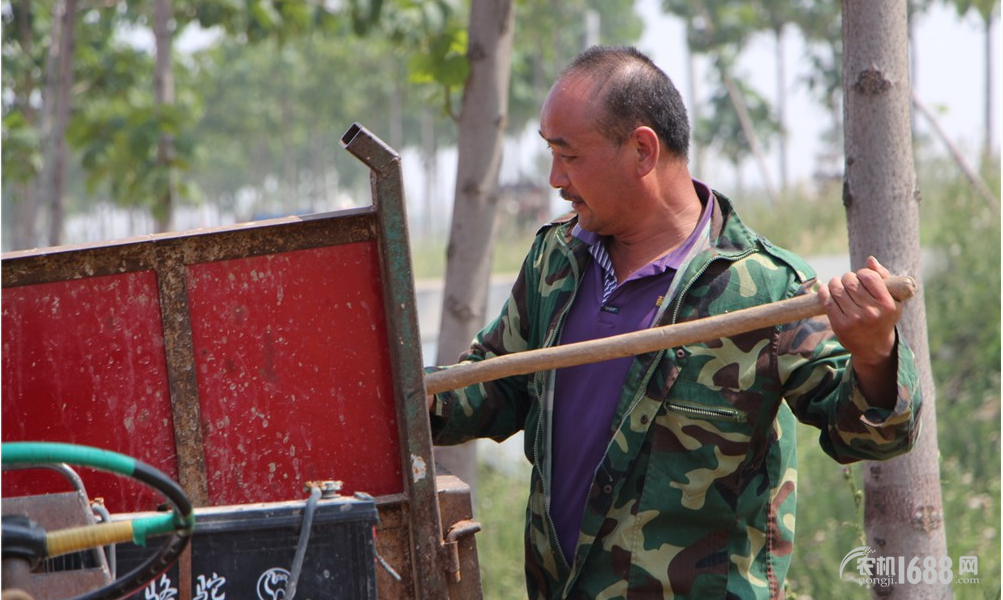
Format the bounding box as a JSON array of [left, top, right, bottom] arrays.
[[607, 177, 703, 283]]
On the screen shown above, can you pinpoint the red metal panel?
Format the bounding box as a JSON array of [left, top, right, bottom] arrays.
[[1, 271, 177, 512], [185, 241, 403, 504]]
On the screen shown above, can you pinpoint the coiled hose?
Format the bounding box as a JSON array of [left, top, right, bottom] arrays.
[[1, 442, 195, 600]]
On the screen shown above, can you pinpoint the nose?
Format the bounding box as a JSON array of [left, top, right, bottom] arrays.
[[550, 160, 570, 192]]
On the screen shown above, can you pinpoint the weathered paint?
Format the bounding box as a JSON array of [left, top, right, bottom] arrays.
[[186, 242, 402, 503], [0, 210, 390, 512], [1, 271, 177, 511]]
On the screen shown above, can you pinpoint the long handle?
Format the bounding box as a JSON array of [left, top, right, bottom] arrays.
[[424, 275, 917, 395]]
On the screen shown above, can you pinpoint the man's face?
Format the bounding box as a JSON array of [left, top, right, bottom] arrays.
[[538, 76, 635, 236]]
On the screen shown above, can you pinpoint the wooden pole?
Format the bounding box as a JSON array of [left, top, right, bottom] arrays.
[[424, 275, 916, 395]]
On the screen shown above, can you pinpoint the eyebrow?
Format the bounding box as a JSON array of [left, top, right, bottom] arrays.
[[538, 130, 570, 147]]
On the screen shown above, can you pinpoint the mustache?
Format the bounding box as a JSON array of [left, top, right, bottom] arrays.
[[559, 189, 582, 202]]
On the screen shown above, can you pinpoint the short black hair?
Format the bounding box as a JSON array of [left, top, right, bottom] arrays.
[[561, 45, 690, 159]]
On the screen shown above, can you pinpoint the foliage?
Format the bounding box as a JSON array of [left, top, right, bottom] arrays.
[[0, 1, 201, 237], [0, 0, 648, 248], [921, 159, 1001, 426], [743, 160, 1001, 600], [185, 34, 392, 211], [67, 56, 201, 216], [949, 0, 1001, 22], [374, 0, 469, 117], [0, 0, 475, 245], [186, 0, 346, 43], [1, 110, 40, 185], [661, 0, 816, 180]]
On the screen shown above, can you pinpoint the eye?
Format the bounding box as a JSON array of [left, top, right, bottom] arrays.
[[546, 143, 576, 162], [551, 149, 575, 162]]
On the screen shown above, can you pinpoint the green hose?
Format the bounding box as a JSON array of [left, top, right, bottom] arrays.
[[2, 442, 135, 477], [2, 441, 195, 546]]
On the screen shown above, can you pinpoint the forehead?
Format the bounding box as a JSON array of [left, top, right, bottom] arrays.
[[539, 76, 601, 147]]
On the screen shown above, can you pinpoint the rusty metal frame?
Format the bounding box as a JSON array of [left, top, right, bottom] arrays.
[[3, 209, 378, 510], [341, 123, 448, 599], [2, 123, 449, 599]]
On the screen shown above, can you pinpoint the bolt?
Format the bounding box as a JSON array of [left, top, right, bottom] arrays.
[[306, 480, 343, 499]]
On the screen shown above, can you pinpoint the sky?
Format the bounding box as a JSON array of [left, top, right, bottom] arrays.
[[634, 0, 1000, 192]]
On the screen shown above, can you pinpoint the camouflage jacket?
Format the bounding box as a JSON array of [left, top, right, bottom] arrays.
[[429, 191, 921, 600]]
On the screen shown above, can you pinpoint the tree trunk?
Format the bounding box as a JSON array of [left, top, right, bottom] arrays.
[[12, 0, 39, 251], [434, 0, 515, 493], [690, 2, 777, 201], [420, 104, 438, 239], [685, 41, 703, 177], [842, 2, 951, 599], [908, 0, 919, 137], [719, 66, 777, 202], [153, 0, 176, 233], [11, 183, 37, 251], [37, 0, 77, 247], [774, 25, 788, 194], [983, 13, 995, 160]]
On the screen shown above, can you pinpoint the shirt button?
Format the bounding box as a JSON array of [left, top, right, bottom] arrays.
[[640, 415, 649, 425]]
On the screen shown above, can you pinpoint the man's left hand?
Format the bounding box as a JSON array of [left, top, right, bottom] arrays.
[[817, 255, 903, 408]]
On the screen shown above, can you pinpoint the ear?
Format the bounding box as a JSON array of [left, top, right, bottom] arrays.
[[631, 126, 660, 176]]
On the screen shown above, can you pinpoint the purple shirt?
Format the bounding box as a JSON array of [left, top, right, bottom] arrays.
[[550, 183, 714, 559]]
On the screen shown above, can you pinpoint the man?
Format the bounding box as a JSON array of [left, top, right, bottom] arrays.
[[427, 45, 920, 599]]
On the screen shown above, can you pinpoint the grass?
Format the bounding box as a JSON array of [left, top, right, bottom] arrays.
[[735, 182, 851, 257], [476, 456, 534, 600]]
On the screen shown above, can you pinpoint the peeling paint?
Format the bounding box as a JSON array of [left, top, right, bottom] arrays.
[[410, 453, 427, 481]]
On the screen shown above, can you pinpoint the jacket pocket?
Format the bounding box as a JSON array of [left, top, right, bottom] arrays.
[[664, 376, 754, 428]]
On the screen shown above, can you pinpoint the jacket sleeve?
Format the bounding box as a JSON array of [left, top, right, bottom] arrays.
[[426, 237, 545, 446], [778, 279, 923, 464]]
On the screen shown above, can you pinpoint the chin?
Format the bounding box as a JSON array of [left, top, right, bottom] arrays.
[[576, 218, 603, 234]]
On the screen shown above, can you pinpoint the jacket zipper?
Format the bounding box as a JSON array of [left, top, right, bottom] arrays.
[[668, 249, 754, 325], [534, 229, 580, 571], [586, 256, 715, 576], [666, 401, 746, 422]]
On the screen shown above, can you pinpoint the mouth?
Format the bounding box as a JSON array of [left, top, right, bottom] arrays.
[[560, 189, 583, 207]]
